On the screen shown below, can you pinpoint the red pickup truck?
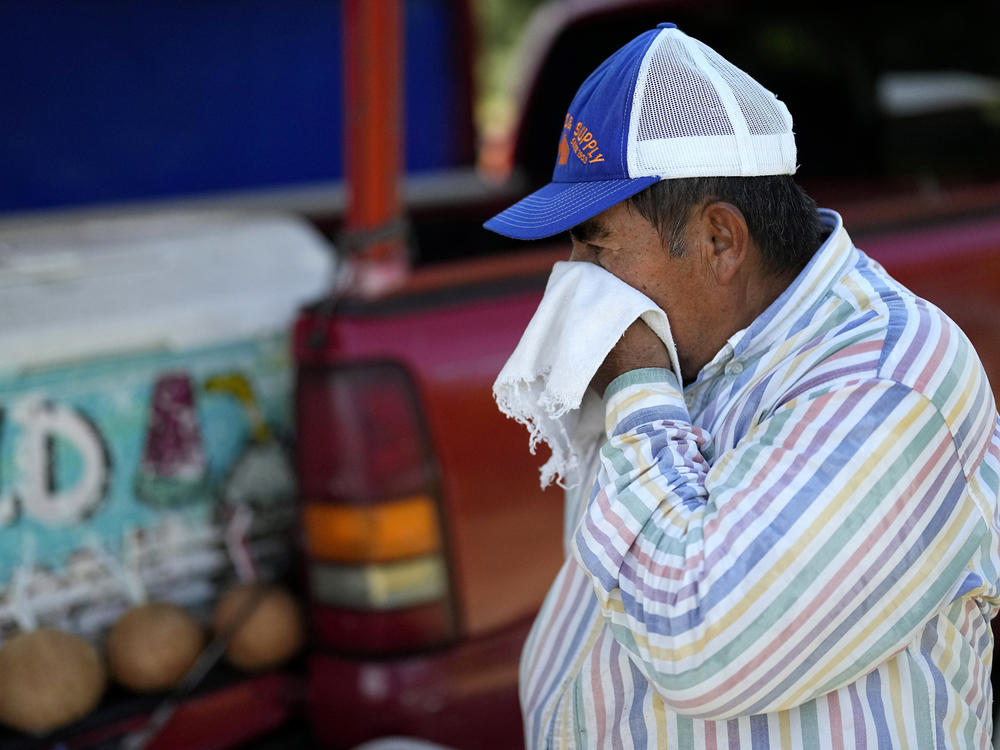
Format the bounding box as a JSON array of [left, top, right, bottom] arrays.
[[294, 2, 1000, 748]]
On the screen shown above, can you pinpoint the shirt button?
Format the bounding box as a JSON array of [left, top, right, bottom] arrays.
[[725, 361, 744, 376]]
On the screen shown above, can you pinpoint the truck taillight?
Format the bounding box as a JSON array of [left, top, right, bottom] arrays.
[[296, 363, 456, 655]]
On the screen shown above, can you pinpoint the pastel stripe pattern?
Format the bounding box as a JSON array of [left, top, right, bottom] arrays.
[[520, 210, 1000, 748]]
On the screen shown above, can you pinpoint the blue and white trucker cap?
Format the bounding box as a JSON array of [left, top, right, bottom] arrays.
[[484, 23, 797, 240]]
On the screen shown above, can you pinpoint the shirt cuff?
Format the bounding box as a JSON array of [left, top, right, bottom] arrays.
[[602, 367, 688, 437], [604, 367, 681, 398]]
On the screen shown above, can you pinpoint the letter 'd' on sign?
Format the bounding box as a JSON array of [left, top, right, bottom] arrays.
[[9, 397, 110, 526]]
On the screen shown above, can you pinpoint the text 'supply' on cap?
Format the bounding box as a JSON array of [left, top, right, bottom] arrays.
[[484, 23, 797, 240]]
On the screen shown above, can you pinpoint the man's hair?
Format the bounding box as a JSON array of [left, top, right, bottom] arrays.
[[626, 175, 827, 276]]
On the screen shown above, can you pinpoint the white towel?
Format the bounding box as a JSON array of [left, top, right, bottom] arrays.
[[493, 260, 681, 489]]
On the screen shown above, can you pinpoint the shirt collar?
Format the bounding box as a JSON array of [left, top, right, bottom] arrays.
[[693, 209, 856, 383]]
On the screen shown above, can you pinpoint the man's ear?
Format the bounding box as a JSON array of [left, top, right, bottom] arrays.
[[697, 201, 749, 285]]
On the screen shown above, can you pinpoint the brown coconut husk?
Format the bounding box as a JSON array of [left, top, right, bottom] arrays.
[[212, 584, 303, 672], [0, 628, 106, 734], [107, 602, 205, 693]]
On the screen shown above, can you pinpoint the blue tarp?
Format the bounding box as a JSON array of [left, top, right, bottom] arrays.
[[0, 0, 472, 212]]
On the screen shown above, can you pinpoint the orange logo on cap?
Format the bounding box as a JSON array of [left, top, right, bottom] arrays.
[[558, 132, 570, 165], [559, 112, 605, 166]]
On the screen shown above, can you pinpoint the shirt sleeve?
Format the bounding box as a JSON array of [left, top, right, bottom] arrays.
[[572, 366, 991, 720]]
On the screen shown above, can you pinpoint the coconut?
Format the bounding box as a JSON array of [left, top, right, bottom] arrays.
[[107, 602, 204, 693], [0, 628, 105, 734], [212, 584, 303, 672]]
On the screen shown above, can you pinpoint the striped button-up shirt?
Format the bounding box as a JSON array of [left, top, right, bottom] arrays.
[[521, 210, 1000, 748]]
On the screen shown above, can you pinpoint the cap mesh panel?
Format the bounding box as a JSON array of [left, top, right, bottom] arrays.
[[637, 41, 735, 140], [629, 31, 796, 177], [702, 41, 790, 135]]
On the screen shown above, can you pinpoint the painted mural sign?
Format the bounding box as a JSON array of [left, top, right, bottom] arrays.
[[0, 334, 297, 641]]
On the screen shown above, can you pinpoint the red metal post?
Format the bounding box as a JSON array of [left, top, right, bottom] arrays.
[[342, 0, 408, 297]]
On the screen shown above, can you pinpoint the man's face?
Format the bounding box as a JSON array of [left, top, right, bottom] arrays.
[[568, 200, 717, 381]]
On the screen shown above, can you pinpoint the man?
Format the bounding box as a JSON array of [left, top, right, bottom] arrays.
[[485, 23, 1000, 749]]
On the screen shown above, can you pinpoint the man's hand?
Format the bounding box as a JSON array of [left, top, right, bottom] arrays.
[[591, 319, 673, 396]]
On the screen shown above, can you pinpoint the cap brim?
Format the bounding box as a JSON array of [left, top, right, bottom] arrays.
[[483, 176, 660, 240]]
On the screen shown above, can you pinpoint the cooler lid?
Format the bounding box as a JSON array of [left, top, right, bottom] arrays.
[[0, 211, 335, 371]]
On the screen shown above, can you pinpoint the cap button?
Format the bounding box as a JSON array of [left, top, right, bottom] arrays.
[[656, 22, 677, 29]]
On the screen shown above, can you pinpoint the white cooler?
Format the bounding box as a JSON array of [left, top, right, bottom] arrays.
[[0, 211, 334, 640]]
